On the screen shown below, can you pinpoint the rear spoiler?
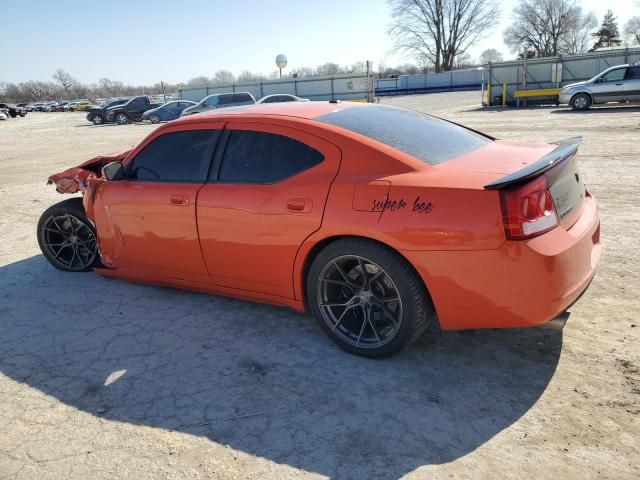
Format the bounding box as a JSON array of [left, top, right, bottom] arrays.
[[484, 137, 582, 190]]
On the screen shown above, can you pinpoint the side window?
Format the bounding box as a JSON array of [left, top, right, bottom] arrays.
[[204, 96, 219, 107], [218, 130, 324, 183], [602, 68, 626, 82], [129, 130, 219, 182], [220, 95, 236, 105], [625, 67, 640, 80], [234, 93, 252, 103]]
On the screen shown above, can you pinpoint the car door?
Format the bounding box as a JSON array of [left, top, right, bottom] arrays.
[[92, 124, 223, 283], [591, 67, 627, 103], [623, 66, 640, 102], [197, 122, 341, 298]]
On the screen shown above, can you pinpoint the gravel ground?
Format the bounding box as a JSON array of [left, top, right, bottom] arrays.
[[0, 92, 638, 479]]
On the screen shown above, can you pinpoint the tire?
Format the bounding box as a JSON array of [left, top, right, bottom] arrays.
[[149, 114, 161, 124], [570, 93, 592, 110], [91, 114, 104, 125], [307, 238, 433, 358], [37, 198, 100, 272], [115, 112, 129, 125]]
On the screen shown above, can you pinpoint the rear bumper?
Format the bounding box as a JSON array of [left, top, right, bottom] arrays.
[[403, 194, 602, 330]]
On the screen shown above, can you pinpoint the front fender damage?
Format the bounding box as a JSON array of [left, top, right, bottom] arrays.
[[46, 148, 131, 224]]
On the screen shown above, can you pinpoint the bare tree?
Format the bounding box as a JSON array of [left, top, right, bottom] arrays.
[[561, 8, 597, 54], [479, 48, 503, 64], [624, 17, 640, 46], [186, 76, 211, 86], [315, 62, 343, 76], [388, 0, 499, 72], [52, 69, 76, 98], [504, 0, 597, 56], [236, 71, 264, 83], [213, 70, 235, 84], [291, 66, 315, 78], [416, 54, 431, 73]]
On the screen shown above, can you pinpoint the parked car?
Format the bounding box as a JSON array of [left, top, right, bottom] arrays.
[[257, 94, 309, 104], [0, 103, 26, 117], [86, 98, 129, 125], [141, 100, 196, 123], [106, 96, 161, 125], [560, 63, 640, 110], [71, 100, 92, 112], [0, 108, 8, 120], [39, 102, 601, 358], [180, 92, 255, 116]]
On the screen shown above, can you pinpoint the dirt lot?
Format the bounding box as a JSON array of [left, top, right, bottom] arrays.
[[0, 92, 638, 479]]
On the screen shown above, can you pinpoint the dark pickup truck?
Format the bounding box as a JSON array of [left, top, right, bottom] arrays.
[[86, 98, 128, 125], [106, 96, 161, 125]]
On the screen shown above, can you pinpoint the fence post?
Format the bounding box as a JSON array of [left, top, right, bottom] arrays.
[[294, 78, 298, 96], [206, 86, 209, 96], [487, 63, 492, 107], [259, 82, 263, 98], [331, 77, 335, 101]]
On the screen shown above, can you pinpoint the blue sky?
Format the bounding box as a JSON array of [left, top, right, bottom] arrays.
[[1, 0, 637, 86]]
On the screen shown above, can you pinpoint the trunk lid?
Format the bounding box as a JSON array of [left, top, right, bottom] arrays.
[[438, 137, 586, 231]]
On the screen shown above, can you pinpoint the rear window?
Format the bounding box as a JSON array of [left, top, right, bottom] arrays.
[[316, 105, 491, 165]]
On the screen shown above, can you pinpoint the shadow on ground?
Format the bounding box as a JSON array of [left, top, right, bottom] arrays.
[[0, 256, 562, 479]]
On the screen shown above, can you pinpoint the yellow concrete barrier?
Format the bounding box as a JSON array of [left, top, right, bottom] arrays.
[[514, 88, 561, 98]]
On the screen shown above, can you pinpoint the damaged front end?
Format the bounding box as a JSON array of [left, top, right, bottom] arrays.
[[47, 149, 131, 220]]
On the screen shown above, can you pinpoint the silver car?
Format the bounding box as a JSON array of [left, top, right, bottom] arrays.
[[560, 63, 640, 110], [181, 92, 256, 116]]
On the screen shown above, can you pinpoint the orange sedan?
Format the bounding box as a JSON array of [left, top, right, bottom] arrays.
[[39, 102, 602, 357]]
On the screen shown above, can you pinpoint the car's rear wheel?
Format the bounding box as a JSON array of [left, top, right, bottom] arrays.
[[307, 238, 433, 358], [37, 198, 100, 272], [570, 93, 591, 110], [115, 113, 129, 125], [91, 114, 104, 125], [149, 114, 161, 124]]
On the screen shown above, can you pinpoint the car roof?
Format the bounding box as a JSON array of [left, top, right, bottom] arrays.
[[175, 100, 361, 123]]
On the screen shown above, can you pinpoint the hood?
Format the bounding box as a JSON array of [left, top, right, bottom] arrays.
[[47, 148, 132, 194], [106, 104, 126, 112], [562, 81, 587, 89]]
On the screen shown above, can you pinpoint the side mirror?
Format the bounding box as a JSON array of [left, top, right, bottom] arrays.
[[101, 161, 124, 181]]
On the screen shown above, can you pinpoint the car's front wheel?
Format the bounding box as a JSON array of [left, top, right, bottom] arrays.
[[570, 93, 592, 110], [91, 114, 104, 125], [37, 198, 100, 272], [115, 112, 129, 125], [149, 114, 161, 124], [307, 238, 433, 358]]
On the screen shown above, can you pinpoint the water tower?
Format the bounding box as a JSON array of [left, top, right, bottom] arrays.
[[276, 54, 287, 79]]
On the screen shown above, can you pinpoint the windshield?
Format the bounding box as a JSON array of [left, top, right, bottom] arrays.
[[316, 105, 491, 165]]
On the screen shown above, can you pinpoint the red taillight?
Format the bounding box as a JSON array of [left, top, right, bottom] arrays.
[[500, 175, 558, 240]]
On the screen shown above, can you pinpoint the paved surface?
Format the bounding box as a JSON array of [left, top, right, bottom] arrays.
[[0, 93, 638, 479]]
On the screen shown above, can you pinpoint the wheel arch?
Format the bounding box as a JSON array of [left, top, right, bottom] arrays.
[[296, 234, 436, 320], [570, 91, 593, 106]]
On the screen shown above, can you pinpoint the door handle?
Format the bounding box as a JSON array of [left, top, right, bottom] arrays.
[[287, 198, 312, 213], [616, 82, 624, 85], [170, 194, 189, 206]]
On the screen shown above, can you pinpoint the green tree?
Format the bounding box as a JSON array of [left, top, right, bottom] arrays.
[[591, 9, 622, 50]]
